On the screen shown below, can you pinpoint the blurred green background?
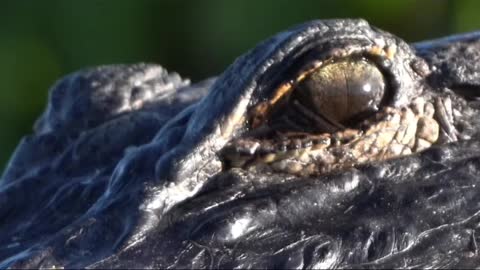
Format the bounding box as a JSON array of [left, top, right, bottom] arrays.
[[1, 0, 479, 173]]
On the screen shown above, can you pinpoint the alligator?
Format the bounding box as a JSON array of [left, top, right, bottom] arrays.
[[1, 19, 480, 269]]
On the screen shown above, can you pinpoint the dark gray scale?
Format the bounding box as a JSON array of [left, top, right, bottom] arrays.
[[287, 138, 303, 150]]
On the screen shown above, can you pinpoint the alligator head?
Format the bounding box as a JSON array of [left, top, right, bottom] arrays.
[[2, 19, 480, 268]]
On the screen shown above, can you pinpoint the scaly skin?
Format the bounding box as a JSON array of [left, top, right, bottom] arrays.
[[1, 19, 480, 269]]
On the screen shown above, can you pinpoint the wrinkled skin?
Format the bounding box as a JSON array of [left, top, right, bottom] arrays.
[[2, 19, 480, 269]]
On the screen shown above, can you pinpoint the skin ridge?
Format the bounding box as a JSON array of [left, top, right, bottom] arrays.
[[0, 19, 480, 268]]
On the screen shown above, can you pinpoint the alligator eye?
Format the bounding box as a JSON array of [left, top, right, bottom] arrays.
[[288, 58, 386, 132]]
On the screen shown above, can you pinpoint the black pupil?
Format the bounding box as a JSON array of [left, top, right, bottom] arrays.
[[284, 58, 385, 132]]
